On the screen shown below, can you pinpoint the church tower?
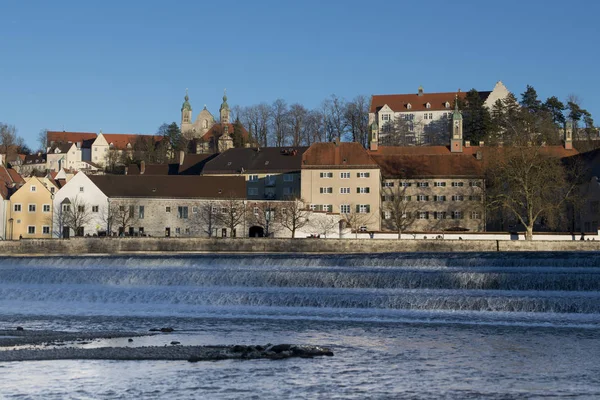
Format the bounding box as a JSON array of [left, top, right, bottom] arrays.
[[220, 89, 230, 134], [565, 120, 573, 150], [369, 121, 379, 151], [181, 89, 193, 134], [451, 95, 463, 153]]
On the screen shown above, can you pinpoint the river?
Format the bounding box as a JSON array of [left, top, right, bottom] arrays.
[[1, 253, 600, 399]]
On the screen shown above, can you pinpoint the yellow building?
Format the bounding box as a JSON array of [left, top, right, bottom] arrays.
[[7, 176, 54, 239]]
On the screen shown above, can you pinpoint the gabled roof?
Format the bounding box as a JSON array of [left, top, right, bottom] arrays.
[[302, 142, 377, 169], [368, 145, 578, 178], [47, 131, 97, 144], [23, 153, 47, 165], [370, 91, 491, 113], [49, 143, 73, 154], [203, 147, 308, 174], [101, 133, 163, 150], [0, 166, 23, 199], [88, 175, 246, 199]]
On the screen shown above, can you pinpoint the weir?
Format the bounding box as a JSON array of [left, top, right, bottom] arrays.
[[1, 253, 600, 322]]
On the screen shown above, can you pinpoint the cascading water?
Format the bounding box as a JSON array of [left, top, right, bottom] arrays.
[[2, 253, 600, 328]]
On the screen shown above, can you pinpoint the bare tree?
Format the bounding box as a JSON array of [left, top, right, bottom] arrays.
[[217, 196, 246, 238], [248, 201, 280, 237], [486, 145, 582, 240], [112, 202, 136, 236], [270, 99, 289, 147], [380, 116, 416, 146], [322, 95, 348, 142], [382, 185, 419, 239], [303, 109, 326, 145], [288, 103, 308, 146], [38, 129, 49, 152], [0, 123, 24, 166], [61, 196, 95, 237], [341, 204, 374, 238], [345, 95, 370, 146], [309, 214, 340, 238], [279, 198, 310, 238], [197, 201, 220, 238]]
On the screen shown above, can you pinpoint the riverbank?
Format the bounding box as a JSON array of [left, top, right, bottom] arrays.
[[1, 237, 600, 255]]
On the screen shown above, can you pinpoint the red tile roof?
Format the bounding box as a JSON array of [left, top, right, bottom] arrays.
[[0, 166, 23, 199], [370, 91, 491, 113], [368, 145, 578, 178], [47, 131, 97, 144], [302, 142, 378, 168], [102, 134, 163, 150]]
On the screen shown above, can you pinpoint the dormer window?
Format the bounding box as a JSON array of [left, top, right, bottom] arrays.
[[445, 102, 450, 108], [406, 103, 412, 110], [127, 143, 132, 149], [426, 102, 431, 109]]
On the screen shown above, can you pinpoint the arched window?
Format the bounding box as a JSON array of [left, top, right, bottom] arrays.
[[426, 102, 431, 109], [203, 120, 208, 129]]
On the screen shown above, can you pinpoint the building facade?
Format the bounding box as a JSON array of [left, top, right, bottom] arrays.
[[301, 142, 381, 232], [6, 176, 53, 239]]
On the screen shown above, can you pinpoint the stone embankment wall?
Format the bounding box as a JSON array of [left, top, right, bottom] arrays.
[[1, 238, 600, 255]]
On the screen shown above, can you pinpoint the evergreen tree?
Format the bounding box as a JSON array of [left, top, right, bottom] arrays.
[[158, 122, 184, 161], [462, 89, 491, 144], [543, 96, 566, 127], [520, 85, 542, 112], [232, 118, 245, 148]]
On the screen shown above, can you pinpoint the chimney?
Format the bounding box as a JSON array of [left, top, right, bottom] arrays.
[[140, 160, 145, 175], [479, 141, 484, 147], [476, 150, 483, 160], [370, 140, 378, 152], [179, 150, 185, 166], [464, 140, 471, 148]]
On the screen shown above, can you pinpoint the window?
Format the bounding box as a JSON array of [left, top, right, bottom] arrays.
[[340, 172, 350, 179], [434, 211, 446, 220], [383, 181, 394, 187], [469, 181, 482, 187], [79, 205, 86, 213], [221, 228, 227, 238], [417, 182, 429, 187], [407, 103, 412, 110], [138, 206, 145, 219], [28, 204, 36, 212], [433, 195, 446, 202], [79, 186, 84, 193], [357, 172, 370, 178], [43, 204, 51, 212], [424, 113, 428, 120], [357, 187, 370, 194], [452, 195, 464, 201], [452, 181, 464, 187], [382, 114, 390, 121], [434, 182, 446, 187], [178, 206, 189, 219], [265, 175, 276, 186], [469, 195, 482, 202], [50, 187, 55, 194], [248, 175, 259, 182], [129, 205, 134, 218], [166, 206, 171, 213], [402, 195, 412, 201], [340, 204, 351, 214], [175, 228, 181, 234], [416, 195, 429, 202], [320, 187, 333, 194], [311, 204, 332, 212], [452, 211, 464, 220], [428, 113, 433, 119], [253, 207, 259, 215], [471, 211, 482, 219], [383, 211, 391, 220], [283, 187, 292, 196], [30, 186, 36, 192], [320, 172, 333, 178], [426, 103, 431, 109], [28, 226, 35, 234], [185, 228, 190, 235], [221, 207, 227, 214], [357, 204, 370, 213], [42, 226, 50, 235], [62, 204, 70, 212], [418, 212, 429, 220], [92, 206, 99, 212], [14, 204, 22, 213], [248, 187, 259, 196], [402, 182, 412, 187], [283, 174, 294, 182], [323, 204, 332, 212], [192, 206, 198, 213]]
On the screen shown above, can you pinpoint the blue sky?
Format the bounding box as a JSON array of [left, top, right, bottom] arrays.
[[0, 0, 598, 149]]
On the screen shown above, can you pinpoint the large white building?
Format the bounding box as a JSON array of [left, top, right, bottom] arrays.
[[369, 81, 511, 145]]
